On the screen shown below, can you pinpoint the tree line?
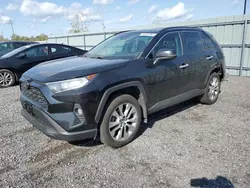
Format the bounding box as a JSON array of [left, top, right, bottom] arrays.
[[0, 34, 48, 42]]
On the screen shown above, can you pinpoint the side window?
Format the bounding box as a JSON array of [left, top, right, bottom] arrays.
[[181, 31, 203, 54], [9, 43, 14, 49], [150, 32, 182, 59], [50, 45, 71, 55], [200, 32, 217, 50], [15, 43, 26, 49], [25, 46, 48, 57]]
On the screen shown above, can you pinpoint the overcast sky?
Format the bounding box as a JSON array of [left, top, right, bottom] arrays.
[[0, 0, 249, 38]]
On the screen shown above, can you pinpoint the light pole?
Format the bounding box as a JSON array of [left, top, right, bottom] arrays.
[[243, 0, 247, 14], [239, 0, 248, 76], [9, 19, 15, 36]]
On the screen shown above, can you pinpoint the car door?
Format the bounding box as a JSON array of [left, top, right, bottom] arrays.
[[180, 31, 207, 91], [199, 32, 220, 89], [15, 45, 49, 74], [48, 45, 72, 61], [145, 32, 191, 105]]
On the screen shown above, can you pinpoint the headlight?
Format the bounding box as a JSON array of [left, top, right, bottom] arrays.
[[46, 74, 96, 93]]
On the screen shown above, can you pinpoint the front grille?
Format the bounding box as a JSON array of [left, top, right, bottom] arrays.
[[22, 86, 48, 109]]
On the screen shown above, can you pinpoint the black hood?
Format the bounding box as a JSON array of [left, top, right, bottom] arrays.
[[23, 56, 128, 82]]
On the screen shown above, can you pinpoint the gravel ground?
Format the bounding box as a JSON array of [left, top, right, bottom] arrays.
[[0, 76, 250, 188]]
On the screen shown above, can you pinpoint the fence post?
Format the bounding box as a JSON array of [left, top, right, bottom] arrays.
[[104, 32, 106, 39], [67, 36, 69, 45], [239, 18, 248, 76], [83, 34, 86, 50]]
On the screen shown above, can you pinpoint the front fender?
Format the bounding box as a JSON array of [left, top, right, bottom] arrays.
[[94, 81, 148, 123]]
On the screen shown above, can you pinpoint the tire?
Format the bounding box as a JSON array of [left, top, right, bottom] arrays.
[[200, 72, 221, 105], [100, 94, 142, 148], [0, 69, 15, 88]]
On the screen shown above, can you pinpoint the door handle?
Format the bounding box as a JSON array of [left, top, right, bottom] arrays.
[[179, 64, 189, 69], [206, 55, 214, 60]]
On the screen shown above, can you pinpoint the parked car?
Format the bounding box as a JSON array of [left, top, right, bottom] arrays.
[[20, 27, 226, 148], [0, 43, 87, 87], [0, 41, 37, 56]]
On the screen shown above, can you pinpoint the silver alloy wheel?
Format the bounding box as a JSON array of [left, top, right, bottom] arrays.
[[0, 72, 13, 87], [208, 77, 219, 101], [109, 103, 138, 141]]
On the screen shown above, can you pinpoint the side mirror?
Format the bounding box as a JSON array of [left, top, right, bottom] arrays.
[[153, 49, 177, 65], [16, 53, 26, 59]]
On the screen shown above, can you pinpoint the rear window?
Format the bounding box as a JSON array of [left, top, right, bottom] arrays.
[[200, 32, 216, 50], [181, 31, 203, 54]]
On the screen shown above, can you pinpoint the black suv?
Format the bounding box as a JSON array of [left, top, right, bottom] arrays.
[[20, 27, 226, 148]]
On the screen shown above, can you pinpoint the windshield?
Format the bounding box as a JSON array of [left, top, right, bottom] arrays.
[[86, 31, 157, 59], [1, 45, 31, 58]]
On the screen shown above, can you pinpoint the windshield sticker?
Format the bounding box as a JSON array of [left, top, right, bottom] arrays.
[[139, 33, 157, 37]]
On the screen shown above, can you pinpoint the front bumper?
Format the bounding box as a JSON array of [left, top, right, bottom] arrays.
[[19, 77, 99, 142], [21, 106, 97, 141]]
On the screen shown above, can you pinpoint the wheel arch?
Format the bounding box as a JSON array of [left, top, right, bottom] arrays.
[[205, 65, 223, 85], [95, 81, 148, 124]]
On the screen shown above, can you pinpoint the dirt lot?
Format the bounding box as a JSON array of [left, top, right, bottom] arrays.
[[0, 76, 249, 188]]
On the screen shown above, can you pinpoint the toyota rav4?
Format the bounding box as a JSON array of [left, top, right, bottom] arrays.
[[20, 27, 226, 148]]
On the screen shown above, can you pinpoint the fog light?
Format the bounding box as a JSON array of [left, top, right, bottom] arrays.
[[75, 108, 83, 115], [73, 104, 85, 123]]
